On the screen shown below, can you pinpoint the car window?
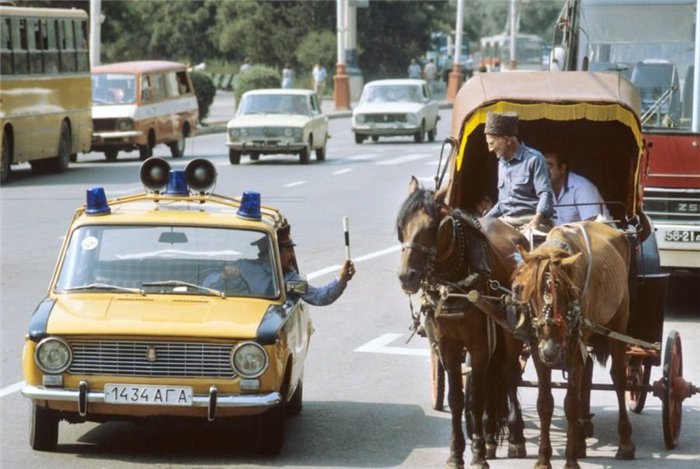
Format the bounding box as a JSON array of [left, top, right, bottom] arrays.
[[92, 73, 136, 105], [361, 84, 423, 103], [54, 225, 279, 298]]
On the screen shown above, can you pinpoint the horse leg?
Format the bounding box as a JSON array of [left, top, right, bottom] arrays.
[[610, 339, 635, 460], [468, 365, 489, 469], [505, 339, 526, 458], [532, 352, 554, 469], [579, 356, 594, 438], [443, 340, 467, 469], [564, 353, 584, 469]]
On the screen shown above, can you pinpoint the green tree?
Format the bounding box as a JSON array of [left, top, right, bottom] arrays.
[[296, 31, 337, 83]]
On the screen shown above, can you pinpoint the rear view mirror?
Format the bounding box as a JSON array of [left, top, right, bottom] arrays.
[[286, 280, 308, 295], [158, 231, 188, 244]]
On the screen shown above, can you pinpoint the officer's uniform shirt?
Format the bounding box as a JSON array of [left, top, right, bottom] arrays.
[[284, 269, 347, 306], [486, 143, 555, 219], [553, 171, 610, 225]]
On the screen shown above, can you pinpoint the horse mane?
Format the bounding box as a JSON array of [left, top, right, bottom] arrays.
[[519, 246, 580, 310], [396, 186, 439, 240]]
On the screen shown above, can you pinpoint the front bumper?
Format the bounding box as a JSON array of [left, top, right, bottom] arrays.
[[226, 141, 306, 153], [22, 384, 280, 421], [352, 125, 420, 137]]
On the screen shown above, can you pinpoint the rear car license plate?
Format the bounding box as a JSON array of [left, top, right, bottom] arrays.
[[104, 384, 193, 406], [663, 230, 700, 243]]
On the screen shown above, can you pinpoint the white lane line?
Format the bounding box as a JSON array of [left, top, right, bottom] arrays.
[[376, 154, 433, 165], [0, 380, 25, 398], [333, 168, 353, 175], [354, 333, 429, 357], [1, 243, 404, 397], [349, 154, 379, 161], [284, 181, 307, 188]]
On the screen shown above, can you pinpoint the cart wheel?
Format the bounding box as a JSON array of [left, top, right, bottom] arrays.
[[662, 330, 683, 449], [430, 346, 445, 411], [626, 356, 652, 414]]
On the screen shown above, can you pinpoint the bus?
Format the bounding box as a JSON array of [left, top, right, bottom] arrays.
[[557, 0, 700, 273], [479, 33, 546, 72], [0, 5, 92, 184]]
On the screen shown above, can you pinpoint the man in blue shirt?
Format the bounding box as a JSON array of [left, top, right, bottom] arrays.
[[483, 111, 555, 232], [544, 150, 610, 225]]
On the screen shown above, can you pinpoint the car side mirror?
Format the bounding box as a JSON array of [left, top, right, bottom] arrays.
[[286, 280, 308, 295]]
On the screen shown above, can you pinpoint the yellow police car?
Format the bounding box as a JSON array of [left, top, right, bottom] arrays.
[[22, 158, 311, 454]]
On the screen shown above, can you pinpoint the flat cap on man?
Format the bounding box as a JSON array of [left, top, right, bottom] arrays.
[[484, 111, 519, 137]]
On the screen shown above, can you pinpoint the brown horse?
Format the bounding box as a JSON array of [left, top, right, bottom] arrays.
[[510, 221, 634, 469], [397, 177, 528, 469]]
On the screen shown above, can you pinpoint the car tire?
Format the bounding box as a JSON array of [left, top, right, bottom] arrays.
[[299, 140, 310, 164], [229, 149, 241, 165], [257, 401, 285, 455], [371, 136, 379, 142], [428, 125, 436, 142], [30, 403, 59, 452], [169, 127, 188, 158], [286, 380, 303, 416], [104, 149, 119, 161], [51, 121, 72, 173], [250, 153, 260, 161], [139, 143, 152, 161], [354, 133, 364, 144], [414, 122, 425, 143], [315, 139, 326, 161], [1, 130, 11, 185]]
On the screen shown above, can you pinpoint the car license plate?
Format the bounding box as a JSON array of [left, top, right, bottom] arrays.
[[663, 230, 700, 243], [104, 384, 193, 406]]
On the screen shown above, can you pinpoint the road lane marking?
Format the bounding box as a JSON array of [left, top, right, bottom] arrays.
[[376, 154, 433, 165], [2, 243, 404, 397], [333, 168, 353, 175], [284, 181, 307, 188], [354, 333, 429, 357], [349, 154, 379, 161]]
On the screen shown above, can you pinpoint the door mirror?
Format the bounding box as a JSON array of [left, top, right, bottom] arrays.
[[286, 280, 308, 295]]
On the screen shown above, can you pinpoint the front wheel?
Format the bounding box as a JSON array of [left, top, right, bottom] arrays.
[[414, 122, 425, 143], [315, 139, 326, 161], [256, 401, 285, 455], [29, 403, 59, 451], [229, 149, 241, 165], [354, 133, 364, 144], [287, 379, 303, 416], [169, 127, 188, 158], [1, 130, 11, 184], [299, 140, 310, 164], [51, 121, 71, 172], [104, 149, 119, 161]]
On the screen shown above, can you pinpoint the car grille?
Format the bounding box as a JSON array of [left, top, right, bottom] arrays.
[[364, 113, 407, 123], [244, 127, 287, 138], [92, 118, 117, 132], [68, 339, 235, 378], [643, 188, 700, 224]]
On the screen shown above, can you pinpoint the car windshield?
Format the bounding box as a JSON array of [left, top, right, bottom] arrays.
[[55, 225, 279, 299], [360, 84, 423, 104], [238, 94, 310, 115], [92, 73, 137, 105]]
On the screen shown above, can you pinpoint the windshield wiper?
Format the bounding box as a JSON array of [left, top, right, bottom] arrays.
[[65, 283, 145, 295], [141, 280, 225, 298]]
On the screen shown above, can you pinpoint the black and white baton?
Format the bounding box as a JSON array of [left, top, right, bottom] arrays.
[[343, 216, 351, 260]]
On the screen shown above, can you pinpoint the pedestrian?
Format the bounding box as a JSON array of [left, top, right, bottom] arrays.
[[240, 57, 252, 74], [312, 63, 327, 101], [483, 111, 555, 233], [407, 58, 422, 79], [281, 63, 294, 89], [544, 150, 610, 225], [423, 58, 438, 92]]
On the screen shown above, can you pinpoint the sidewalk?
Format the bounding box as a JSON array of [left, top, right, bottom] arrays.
[[198, 85, 453, 136]]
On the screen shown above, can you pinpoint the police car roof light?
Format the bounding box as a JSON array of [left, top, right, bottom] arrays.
[[166, 170, 189, 196], [237, 191, 262, 220], [139, 157, 171, 193], [86, 187, 111, 215]]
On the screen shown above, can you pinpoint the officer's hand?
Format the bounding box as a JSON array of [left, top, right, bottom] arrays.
[[339, 260, 356, 283], [222, 265, 242, 279]]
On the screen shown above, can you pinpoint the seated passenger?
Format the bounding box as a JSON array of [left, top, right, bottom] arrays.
[[543, 150, 610, 225]]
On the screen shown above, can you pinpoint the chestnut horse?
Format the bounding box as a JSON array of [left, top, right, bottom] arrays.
[[397, 177, 528, 469], [510, 221, 634, 469]]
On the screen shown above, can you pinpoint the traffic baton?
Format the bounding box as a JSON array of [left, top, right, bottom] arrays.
[[343, 216, 351, 260]]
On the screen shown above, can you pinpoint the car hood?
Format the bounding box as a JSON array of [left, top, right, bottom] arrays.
[[46, 295, 274, 339], [353, 102, 425, 114], [226, 114, 311, 128]]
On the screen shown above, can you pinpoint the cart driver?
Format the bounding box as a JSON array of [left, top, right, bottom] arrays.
[[483, 111, 555, 233]]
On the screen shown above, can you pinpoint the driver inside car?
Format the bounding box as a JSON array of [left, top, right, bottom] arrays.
[[203, 236, 275, 296]]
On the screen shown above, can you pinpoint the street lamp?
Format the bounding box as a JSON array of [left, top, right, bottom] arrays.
[[334, 0, 351, 110]]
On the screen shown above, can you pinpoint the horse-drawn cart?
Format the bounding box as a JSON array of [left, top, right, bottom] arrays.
[[406, 71, 698, 467]]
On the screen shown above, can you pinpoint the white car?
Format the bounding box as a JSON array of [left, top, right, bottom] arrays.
[[352, 79, 440, 144], [226, 89, 329, 164]]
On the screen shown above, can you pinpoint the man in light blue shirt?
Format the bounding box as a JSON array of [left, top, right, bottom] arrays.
[[544, 151, 610, 225], [483, 112, 555, 232]]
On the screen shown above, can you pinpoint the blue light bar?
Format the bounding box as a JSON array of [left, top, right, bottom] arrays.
[[165, 170, 188, 195], [86, 187, 111, 215], [237, 191, 261, 220]]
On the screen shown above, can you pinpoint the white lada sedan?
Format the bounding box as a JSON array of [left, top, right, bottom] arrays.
[[226, 89, 329, 164]]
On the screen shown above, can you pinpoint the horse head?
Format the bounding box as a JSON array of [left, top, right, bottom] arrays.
[[511, 244, 582, 367], [396, 177, 449, 293]]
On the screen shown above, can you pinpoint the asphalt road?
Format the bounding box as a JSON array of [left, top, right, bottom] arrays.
[[1, 111, 699, 468]]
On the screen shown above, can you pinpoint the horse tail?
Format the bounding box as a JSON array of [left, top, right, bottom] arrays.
[[484, 333, 511, 440]]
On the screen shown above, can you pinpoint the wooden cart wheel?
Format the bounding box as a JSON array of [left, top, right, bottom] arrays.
[[430, 346, 445, 411], [662, 330, 683, 449], [626, 356, 652, 414]]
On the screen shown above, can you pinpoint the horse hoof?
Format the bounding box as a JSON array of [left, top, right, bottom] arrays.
[[508, 442, 527, 458], [446, 456, 465, 469], [470, 462, 489, 469], [485, 443, 497, 459], [534, 462, 551, 469], [581, 419, 594, 438], [615, 444, 636, 460], [563, 462, 581, 469]]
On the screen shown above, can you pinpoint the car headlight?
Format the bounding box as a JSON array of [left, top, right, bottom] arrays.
[[231, 342, 268, 378], [116, 118, 134, 131], [406, 113, 418, 124], [284, 128, 293, 137], [355, 114, 365, 124], [229, 128, 240, 139], [34, 337, 72, 374]]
